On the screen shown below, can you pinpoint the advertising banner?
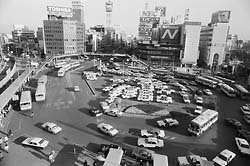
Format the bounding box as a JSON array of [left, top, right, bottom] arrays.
[[155, 6, 166, 17], [141, 10, 160, 17], [47, 6, 73, 18], [138, 23, 152, 36], [159, 26, 181, 44], [140, 17, 160, 24], [211, 11, 231, 24]]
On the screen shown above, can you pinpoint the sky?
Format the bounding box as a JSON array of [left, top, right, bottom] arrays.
[[0, 0, 250, 40]]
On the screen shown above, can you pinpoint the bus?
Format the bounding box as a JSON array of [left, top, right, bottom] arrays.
[[38, 75, 48, 85], [202, 75, 223, 86], [221, 83, 236, 97], [215, 75, 235, 84], [70, 61, 80, 69], [54, 61, 66, 69], [103, 148, 124, 166], [188, 109, 218, 136], [234, 84, 250, 99], [195, 76, 217, 88], [20, 90, 32, 111], [57, 64, 71, 77], [35, 84, 46, 101]]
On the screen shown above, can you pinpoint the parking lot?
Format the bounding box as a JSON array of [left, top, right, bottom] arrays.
[[2, 59, 250, 166]]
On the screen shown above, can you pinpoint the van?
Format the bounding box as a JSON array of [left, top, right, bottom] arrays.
[[153, 154, 168, 166]]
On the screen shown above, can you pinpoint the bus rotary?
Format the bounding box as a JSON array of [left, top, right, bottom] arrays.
[[220, 83, 236, 97], [188, 109, 218, 136], [195, 76, 217, 88]]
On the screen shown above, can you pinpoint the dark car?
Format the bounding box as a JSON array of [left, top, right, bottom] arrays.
[[97, 144, 127, 157], [224, 118, 242, 129], [237, 129, 250, 142], [131, 148, 154, 161], [89, 108, 103, 117]]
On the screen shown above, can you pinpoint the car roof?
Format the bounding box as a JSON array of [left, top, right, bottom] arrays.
[[147, 137, 158, 142], [45, 122, 56, 127], [220, 149, 234, 157], [31, 137, 43, 143], [236, 137, 249, 145]]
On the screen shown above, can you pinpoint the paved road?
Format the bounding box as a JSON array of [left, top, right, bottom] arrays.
[[2, 61, 250, 166]]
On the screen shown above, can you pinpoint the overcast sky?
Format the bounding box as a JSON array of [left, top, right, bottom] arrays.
[[0, 0, 249, 40]]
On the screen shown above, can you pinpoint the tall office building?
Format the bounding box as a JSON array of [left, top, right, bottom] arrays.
[[199, 11, 231, 69], [43, 2, 85, 56], [71, 0, 84, 23]]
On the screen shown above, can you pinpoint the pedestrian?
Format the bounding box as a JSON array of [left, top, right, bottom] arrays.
[[30, 111, 34, 118], [8, 129, 13, 137], [3, 142, 9, 153]]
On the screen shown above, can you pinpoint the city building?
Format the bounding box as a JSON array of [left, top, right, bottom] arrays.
[[36, 27, 44, 50], [12, 24, 36, 54], [43, 1, 85, 56], [199, 11, 231, 69], [85, 25, 105, 52]]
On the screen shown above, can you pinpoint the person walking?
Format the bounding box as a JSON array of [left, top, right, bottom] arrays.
[[30, 111, 34, 118]]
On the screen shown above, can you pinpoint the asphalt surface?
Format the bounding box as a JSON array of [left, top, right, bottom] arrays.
[[1, 61, 250, 166]]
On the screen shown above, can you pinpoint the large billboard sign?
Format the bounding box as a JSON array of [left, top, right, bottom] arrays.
[[155, 6, 166, 17], [138, 23, 152, 41], [159, 26, 181, 44], [141, 10, 160, 17], [140, 17, 160, 24], [47, 6, 73, 18], [211, 11, 231, 24]]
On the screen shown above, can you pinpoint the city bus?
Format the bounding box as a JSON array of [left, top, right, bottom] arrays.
[[103, 148, 124, 166], [234, 84, 250, 99], [188, 109, 218, 136], [215, 75, 235, 84], [38, 75, 48, 85], [20, 90, 32, 111], [35, 84, 46, 102], [202, 75, 223, 86], [54, 61, 66, 69], [220, 83, 236, 97], [195, 76, 217, 88], [57, 64, 71, 77]]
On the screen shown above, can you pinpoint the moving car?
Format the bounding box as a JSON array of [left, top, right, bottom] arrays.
[[89, 107, 103, 117], [137, 137, 164, 148], [235, 137, 250, 155], [97, 123, 119, 136], [243, 115, 250, 125], [22, 137, 49, 149], [131, 148, 154, 161], [203, 89, 213, 95], [74, 86, 80, 92], [41, 122, 62, 134], [213, 149, 236, 166], [240, 105, 250, 115], [224, 118, 242, 129], [157, 118, 179, 127], [140, 128, 165, 138]]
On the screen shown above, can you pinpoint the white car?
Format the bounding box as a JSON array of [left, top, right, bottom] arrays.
[[157, 118, 179, 127], [74, 86, 80, 92], [22, 137, 49, 149], [194, 106, 203, 115], [42, 122, 62, 134], [137, 137, 164, 148], [183, 94, 190, 104], [235, 137, 250, 155], [106, 108, 122, 117], [97, 123, 119, 136], [140, 128, 165, 138], [203, 89, 213, 95], [240, 105, 250, 115], [196, 96, 203, 104], [213, 149, 236, 166]]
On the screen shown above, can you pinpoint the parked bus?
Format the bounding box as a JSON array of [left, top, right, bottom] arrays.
[[35, 84, 46, 101], [57, 64, 71, 77], [20, 90, 32, 111], [234, 84, 250, 99], [221, 83, 236, 97], [38, 75, 48, 85], [54, 61, 66, 69], [202, 75, 223, 86], [195, 76, 217, 88], [215, 75, 235, 84], [188, 109, 218, 136], [103, 148, 124, 166]]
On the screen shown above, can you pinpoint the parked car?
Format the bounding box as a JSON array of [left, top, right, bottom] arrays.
[[194, 106, 203, 115], [243, 115, 250, 125], [97, 123, 119, 136], [213, 149, 236, 166], [224, 118, 242, 129], [140, 128, 165, 138], [22, 137, 49, 149], [98, 144, 127, 157], [106, 108, 122, 117], [183, 94, 191, 104], [89, 107, 103, 117], [131, 148, 154, 161], [157, 118, 179, 127], [240, 105, 250, 115], [235, 137, 250, 155], [195, 96, 203, 105], [100, 101, 109, 111], [203, 89, 213, 95], [137, 137, 164, 148], [176, 155, 209, 166], [41, 122, 62, 134], [237, 129, 250, 142]]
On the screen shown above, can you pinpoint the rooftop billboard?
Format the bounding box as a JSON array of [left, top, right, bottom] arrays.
[[211, 11, 231, 24], [159, 25, 181, 44], [138, 23, 152, 41], [47, 6, 73, 18], [155, 6, 166, 17]]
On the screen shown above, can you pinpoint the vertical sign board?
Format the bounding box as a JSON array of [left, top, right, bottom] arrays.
[[155, 6, 166, 17], [159, 26, 181, 44], [138, 23, 152, 41]]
